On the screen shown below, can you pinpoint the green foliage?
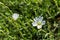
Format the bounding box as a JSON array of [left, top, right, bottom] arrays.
[[0, 0, 60, 40]]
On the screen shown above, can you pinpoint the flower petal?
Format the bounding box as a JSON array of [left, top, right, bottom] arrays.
[[38, 16, 43, 21], [32, 22, 37, 26], [34, 16, 43, 22], [34, 17, 37, 21], [42, 21, 45, 25], [37, 25, 42, 29]]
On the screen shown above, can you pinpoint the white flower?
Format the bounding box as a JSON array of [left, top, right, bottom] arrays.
[[12, 13, 19, 20], [32, 16, 45, 29]]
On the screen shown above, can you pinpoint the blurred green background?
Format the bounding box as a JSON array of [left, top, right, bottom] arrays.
[[0, 0, 60, 40]]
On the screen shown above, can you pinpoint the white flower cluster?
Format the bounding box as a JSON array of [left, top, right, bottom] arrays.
[[32, 16, 45, 29]]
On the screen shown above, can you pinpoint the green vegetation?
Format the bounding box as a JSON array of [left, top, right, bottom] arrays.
[[0, 0, 60, 40]]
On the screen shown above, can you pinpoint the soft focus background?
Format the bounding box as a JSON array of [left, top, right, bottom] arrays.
[[0, 0, 60, 40]]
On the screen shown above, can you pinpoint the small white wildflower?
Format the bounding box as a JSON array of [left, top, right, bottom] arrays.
[[32, 16, 45, 29], [12, 13, 19, 20]]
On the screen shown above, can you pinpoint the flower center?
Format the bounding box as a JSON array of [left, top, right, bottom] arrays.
[[37, 22, 41, 25]]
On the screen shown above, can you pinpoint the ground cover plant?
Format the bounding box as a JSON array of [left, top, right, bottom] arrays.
[[0, 0, 60, 40]]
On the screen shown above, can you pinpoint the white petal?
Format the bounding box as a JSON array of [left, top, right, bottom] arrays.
[[39, 16, 43, 19], [34, 17, 38, 21], [42, 21, 45, 25], [38, 16, 43, 21], [12, 13, 19, 20], [32, 22, 37, 26], [37, 25, 42, 29]]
